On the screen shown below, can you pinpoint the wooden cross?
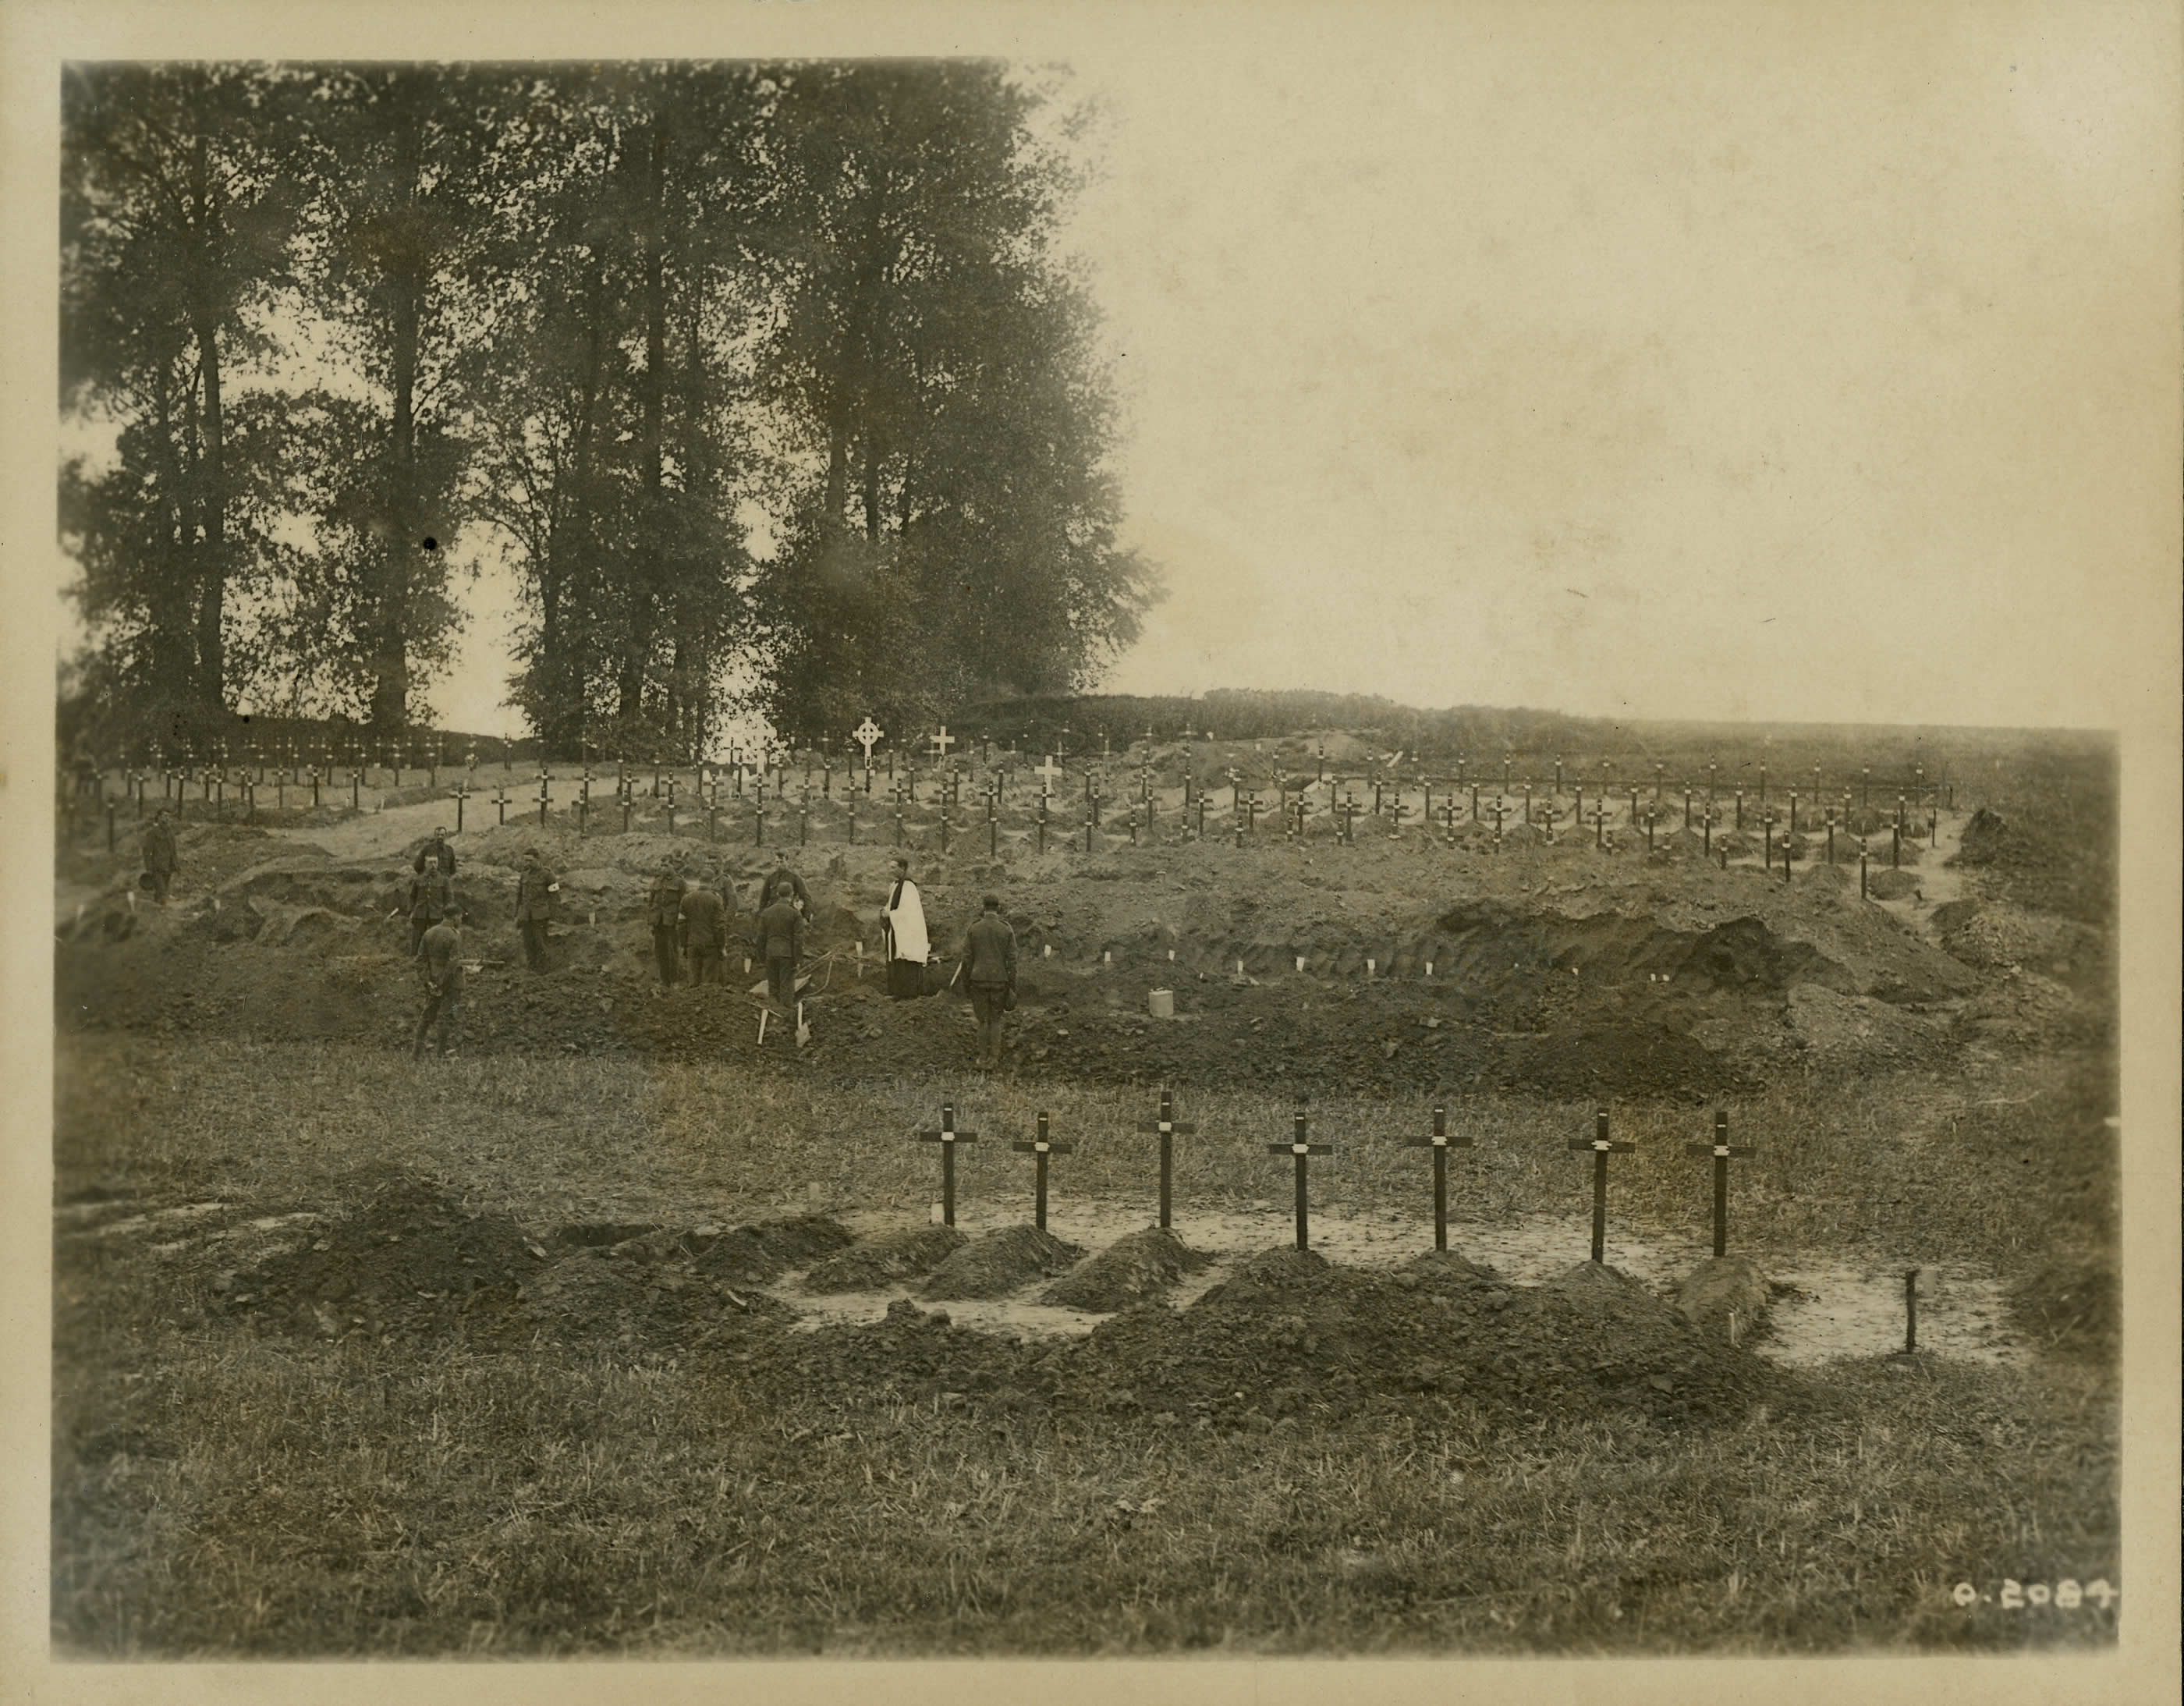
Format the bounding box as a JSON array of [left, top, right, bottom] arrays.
[[929, 726, 956, 762], [853, 717, 884, 764], [1136, 1090, 1198, 1228], [1567, 1108, 1636, 1264], [1403, 1104, 1473, 1251], [452, 781, 469, 834], [536, 771, 552, 826], [1034, 754, 1063, 800], [492, 783, 510, 826], [1684, 1110, 1756, 1257], [1012, 1112, 1073, 1232], [1268, 1094, 1334, 1251], [1590, 800, 1610, 848], [916, 1105, 979, 1228]]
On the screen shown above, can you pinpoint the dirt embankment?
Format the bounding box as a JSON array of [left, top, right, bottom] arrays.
[[53, 764, 2104, 1094]]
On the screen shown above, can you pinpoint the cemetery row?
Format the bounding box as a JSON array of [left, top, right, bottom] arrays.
[[902, 1089, 1926, 1352], [63, 730, 1949, 873]]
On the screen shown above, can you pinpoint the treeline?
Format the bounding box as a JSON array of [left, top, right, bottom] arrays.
[[957, 691, 1608, 754], [59, 60, 1156, 760]]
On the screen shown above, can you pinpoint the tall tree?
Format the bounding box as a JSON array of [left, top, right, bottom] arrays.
[[293, 64, 523, 731], [746, 61, 1157, 742], [60, 62, 301, 744]]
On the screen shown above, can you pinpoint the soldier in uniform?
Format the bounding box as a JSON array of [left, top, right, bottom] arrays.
[[140, 807, 179, 904], [962, 893, 1018, 1069], [647, 864, 686, 987], [408, 864, 454, 956], [413, 914, 464, 1059], [514, 847, 555, 972], [763, 863, 811, 916], [414, 825, 458, 878], [757, 878, 803, 1016], [679, 874, 729, 986]]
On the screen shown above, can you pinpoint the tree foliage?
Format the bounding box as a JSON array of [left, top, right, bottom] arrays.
[[58, 59, 1159, 759]]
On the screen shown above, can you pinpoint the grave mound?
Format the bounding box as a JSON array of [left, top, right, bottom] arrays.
[[688, 1214, 853, 1283], [1866, 869, 1920, 901], [222, 1172, 540, 1339], [1402, 1247, 1498, 1284], [1043, 1255, 1785, 1432], [922, 1225, 1086, 1300], [801, 1225, 966, 1293], [519, 1245, 792, 1343], [1040, 1225, 1212, 1311], [1675, 1254, 1771, 1343]]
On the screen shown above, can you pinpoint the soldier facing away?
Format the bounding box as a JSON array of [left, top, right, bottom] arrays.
[[514, 848, 556, 972], [757, 879, 803, 1018], [962, 893, 1017, 1069], [140, 807, 178, 904], [413, 915, 464, 1059], [679, 874, 729, 985], [408, 862, 454, 959]]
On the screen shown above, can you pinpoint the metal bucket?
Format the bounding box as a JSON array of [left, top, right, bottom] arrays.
[[1147, 987, 1175, 1019]]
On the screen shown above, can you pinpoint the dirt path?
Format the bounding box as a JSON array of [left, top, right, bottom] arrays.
[[268, 796, 480, 863]]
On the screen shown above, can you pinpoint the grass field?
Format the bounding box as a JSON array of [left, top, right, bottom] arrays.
[[51, 1032, 2120, 1656]]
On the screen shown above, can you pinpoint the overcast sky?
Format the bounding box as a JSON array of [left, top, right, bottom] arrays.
[[31, 2, 2182, 738]]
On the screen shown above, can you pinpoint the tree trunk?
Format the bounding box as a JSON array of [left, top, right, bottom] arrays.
[[189, 129, 228, 713], [370, 98, 425, 733], [616, 116, 669, 732]]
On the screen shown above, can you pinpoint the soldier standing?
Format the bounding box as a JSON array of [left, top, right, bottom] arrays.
[[407, 860, 453, 959], [679, 874, 728, 985], [414, 825, 458, 878], [962, 893, 1017, 1069], [413, 914, 464, 1059], [757, 878, 804, 1017], [140, 807, 179, 905], [647, 864, 686, 988], [514, 847, 555, 972]]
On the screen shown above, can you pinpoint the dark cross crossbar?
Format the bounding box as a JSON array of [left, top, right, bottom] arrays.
[[1565, 1107, 1636, 1263], [1266, 1094, 1334, 1250], [1136, 1090, 1198, 1229], [1012, 1111, 1074, 1232], [914, 1103, 980, 1227], [1402, 1103, 1474, 1251], [1682, 1109, 1757, 1257]]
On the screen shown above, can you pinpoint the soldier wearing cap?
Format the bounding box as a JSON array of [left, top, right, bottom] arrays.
[[647, 864, 687, 987]]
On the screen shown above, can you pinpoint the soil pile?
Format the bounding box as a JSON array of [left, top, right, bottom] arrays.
[[1675, 1255, 1771, 1342], [222, 1173, 541, 1338], [802, 1225, 965, 1293], [1041, 1226, 1213, 1311], [689, 1215, 853, 1283], [921, 1225, 1086, 1300], [1041, 1250, 1788, 1431]]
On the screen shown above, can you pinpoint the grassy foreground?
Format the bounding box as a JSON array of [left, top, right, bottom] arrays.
[[51, 1034, 2119, 1656]]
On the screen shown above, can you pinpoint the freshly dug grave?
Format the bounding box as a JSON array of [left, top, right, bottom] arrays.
[[1037, 1249, 1792, 1432], [920, 1224, 1085, 1300], [1675, 1254, 1771, 1343], [519, 1247, 792, 1344], [801, 1225, 966, 1293], [220, 1172, 542, 1339], [1041, 1225, 1213, 1311], [688, 1215, 853, 1283]]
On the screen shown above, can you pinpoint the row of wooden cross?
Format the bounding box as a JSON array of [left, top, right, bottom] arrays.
[[913, 1093, 1756, 1259]]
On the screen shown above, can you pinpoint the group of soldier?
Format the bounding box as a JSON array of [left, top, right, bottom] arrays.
[[125, 807, 1016, 1066]]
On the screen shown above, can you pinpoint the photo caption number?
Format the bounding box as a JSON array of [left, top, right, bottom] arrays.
[[1952, 1578, 2115, 1611]]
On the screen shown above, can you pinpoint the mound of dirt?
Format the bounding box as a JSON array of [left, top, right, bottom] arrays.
[[1675, 1255, 1771, 1343], [1786, 983, 1949, 1069], [519, 1244, 792, 1342], [1047, 1251, 1787, 1432], [802, 1225, 966, 1293], [222, 1173, 542, 1338], [1865, 869, 1920, 901], [922, 1225, 1086, 1300], [1041, 1225, 1213, 1311], [689, 1215, 853, 1283]]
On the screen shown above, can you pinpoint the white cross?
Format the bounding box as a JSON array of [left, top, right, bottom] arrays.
[[853, 718, 884, 762], [1034, 755, 1063, 791], [929, 726, 956, 760]]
